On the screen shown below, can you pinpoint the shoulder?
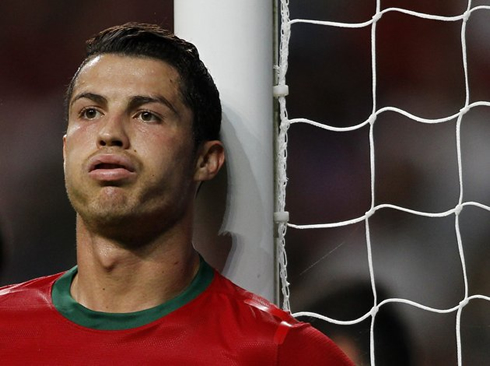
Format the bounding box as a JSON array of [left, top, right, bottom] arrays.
[[204, 272, 354, 365], [207, 270, 299, 328], [0, 272, 64, 308]]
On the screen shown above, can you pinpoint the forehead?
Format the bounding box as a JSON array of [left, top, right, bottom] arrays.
[[71, 54, 183, 104]]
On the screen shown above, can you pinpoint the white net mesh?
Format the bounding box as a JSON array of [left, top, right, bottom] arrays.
[[275, 1, 490, 365]]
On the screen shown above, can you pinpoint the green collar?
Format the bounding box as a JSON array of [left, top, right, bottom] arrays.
[[52, 259, 214, 330]]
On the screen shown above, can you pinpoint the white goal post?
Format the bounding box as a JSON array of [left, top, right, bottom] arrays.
[[175, 1, 276, 302]]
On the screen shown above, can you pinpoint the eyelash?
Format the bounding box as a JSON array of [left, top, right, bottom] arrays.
[[79, 107, 102, 120], [135, 110, 162, 123]]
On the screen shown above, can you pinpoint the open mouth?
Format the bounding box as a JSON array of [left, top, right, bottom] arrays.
[[93, 163, 129, 170], [88, 155, 136, 181]]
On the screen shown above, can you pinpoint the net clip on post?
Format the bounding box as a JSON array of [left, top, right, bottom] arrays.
[[273, 84, 289, 98], [274, 211, 290, 224]]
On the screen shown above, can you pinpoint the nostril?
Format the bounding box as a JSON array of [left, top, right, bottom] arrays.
[[98, 138, 124, 147], [97, 125, 129, 148]]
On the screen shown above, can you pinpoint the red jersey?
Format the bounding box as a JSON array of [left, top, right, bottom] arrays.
[[0, 261, 353, 365]]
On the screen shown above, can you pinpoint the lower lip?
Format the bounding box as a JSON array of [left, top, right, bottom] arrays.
[[88, 168, 135, 182]]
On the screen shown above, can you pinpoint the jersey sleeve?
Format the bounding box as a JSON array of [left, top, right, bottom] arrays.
[[277, 323, 355, 366]]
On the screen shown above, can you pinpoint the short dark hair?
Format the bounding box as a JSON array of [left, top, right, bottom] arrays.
[[65, 22, 222, 146]]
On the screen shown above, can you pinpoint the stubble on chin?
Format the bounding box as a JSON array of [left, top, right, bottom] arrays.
[[68, 184, 133, 228], [69, 185, 180, 246]]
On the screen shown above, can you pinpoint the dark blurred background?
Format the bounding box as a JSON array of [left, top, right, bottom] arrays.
[[1, 1, 490, 365]]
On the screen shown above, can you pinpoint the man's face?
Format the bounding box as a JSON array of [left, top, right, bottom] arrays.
[[63, 54, 201, 237]]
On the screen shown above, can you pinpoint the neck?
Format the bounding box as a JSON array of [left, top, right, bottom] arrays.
[[72, 216, 200, 313]]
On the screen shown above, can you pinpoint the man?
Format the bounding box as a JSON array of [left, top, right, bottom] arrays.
[[0, 23, 353, 365]]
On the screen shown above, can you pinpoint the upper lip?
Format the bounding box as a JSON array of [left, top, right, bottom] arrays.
[[88, 154, 136, 173]]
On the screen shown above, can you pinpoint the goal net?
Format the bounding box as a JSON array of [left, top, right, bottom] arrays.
[[274, 1, 490, 365]]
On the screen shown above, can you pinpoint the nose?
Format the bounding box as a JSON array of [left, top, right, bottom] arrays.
[[97, 116, 130, 149]]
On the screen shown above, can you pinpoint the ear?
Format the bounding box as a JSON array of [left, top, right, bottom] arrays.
[[194, 140, 225, 182]]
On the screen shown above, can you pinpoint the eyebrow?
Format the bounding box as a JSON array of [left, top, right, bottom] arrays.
[[70, 92, 107, 108], [127, 95, 178, 115]]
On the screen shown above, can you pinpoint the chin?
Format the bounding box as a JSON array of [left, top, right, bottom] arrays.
[[73, 193, 133, 223]]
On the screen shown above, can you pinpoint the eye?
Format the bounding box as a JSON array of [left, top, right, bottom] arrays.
[[136, 110, 162, 123], [79, 108, 102, 120]]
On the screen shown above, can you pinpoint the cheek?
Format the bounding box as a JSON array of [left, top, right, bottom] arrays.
[[138, 129, 193, 156], [66, 122, 86, 139], [140, 136, 195, 175], [63, 149, 79, 181], [65, 122, 98, 151], [63, 134, 93, 175]]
